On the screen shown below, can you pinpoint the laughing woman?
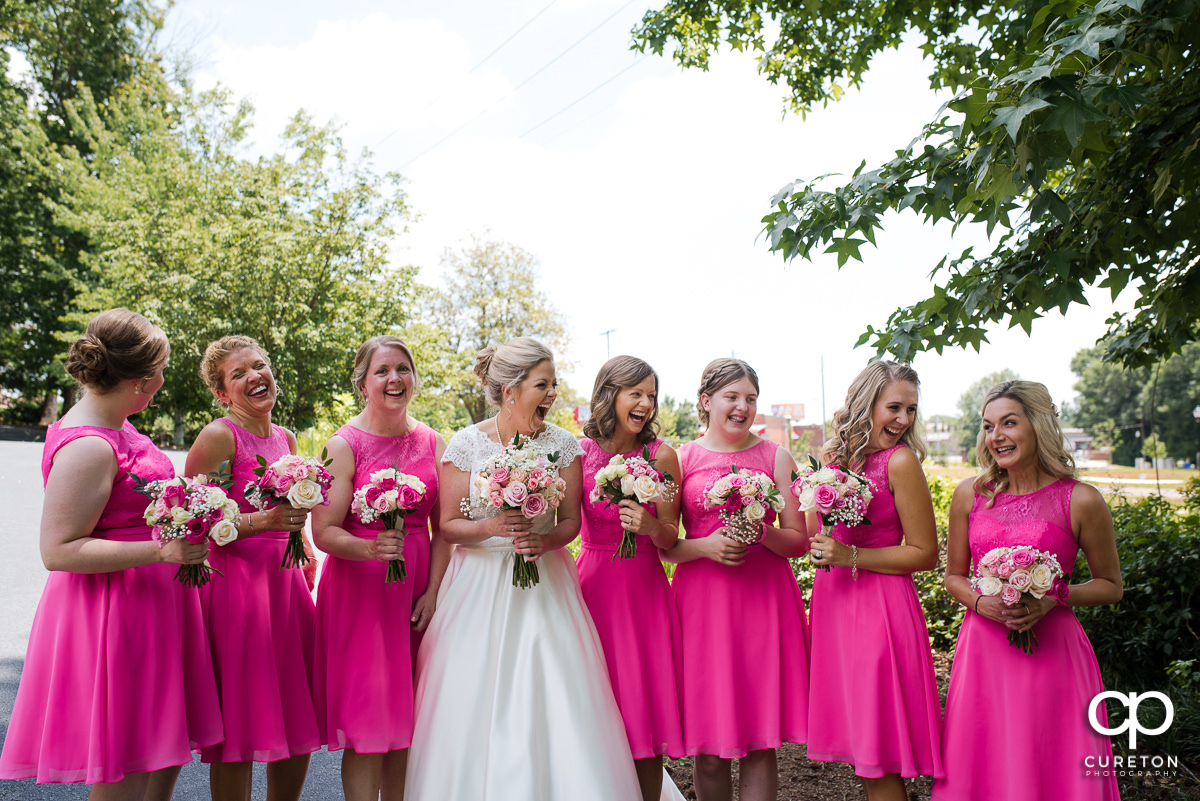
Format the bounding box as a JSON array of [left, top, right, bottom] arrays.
[[312, 336, 449, 801], [578, 356, 684, 801], [185, 336, 324, 801], [664, 358, 812, 801], [804, 361, 943, 801]]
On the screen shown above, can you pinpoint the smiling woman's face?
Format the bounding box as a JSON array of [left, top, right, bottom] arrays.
[[506, 359, 557, 436]]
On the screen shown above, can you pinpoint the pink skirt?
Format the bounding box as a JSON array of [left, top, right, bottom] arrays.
[[577, 542, 684, 759]]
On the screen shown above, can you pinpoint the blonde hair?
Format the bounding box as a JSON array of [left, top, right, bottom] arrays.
[[200, 335, 272, 402], [65, 308, 169, 392], [474, 337, 554, 408], [974, 380, 1075, 504], [821, 361, 926, 470], [696, 358, 759, 427], [352, 336, 421, 402], [582, 355, 659, 445]]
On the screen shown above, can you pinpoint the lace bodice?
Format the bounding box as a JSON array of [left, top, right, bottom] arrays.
[[679, 439, 779, 541], [968, 479, 1079, 576], [830, 444, 904, 548], [443, 423, 582, 546], [580, 438, 662, 551], [221, 418, 291, 539], [335, 422, 440, 537]]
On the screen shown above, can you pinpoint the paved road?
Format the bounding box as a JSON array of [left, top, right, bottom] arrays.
[[0, 441, 343, 800]]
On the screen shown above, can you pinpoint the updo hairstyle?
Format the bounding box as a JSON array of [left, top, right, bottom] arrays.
[[974, 380, 1075, 504], [821, 360, 927, 471], [582, 355, 659, 445], [200, 335, 273, 402], [351, 335, 420, 403], [696, 358, 759, 427], [474, 337, 554, 408], [64, 308, 169, 393]]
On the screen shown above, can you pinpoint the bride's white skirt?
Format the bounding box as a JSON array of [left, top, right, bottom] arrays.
[[405, 543, 644, 800]]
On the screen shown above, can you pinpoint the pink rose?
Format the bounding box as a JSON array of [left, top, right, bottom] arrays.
[[813, 483, 839, 513], [284, 459, 309, 482], [995, 561, 1014, 579], [729, 475, 747, 488], [491, 467, 510, 485], [364, 486, 383, 508], [1000, 584, 1022, 606], [1011, 547, 1036, 568], [511, 469, 528, 484], [1053, 578, 1070, 605], [184, 517, 208, 543], [272, 473, 294, 492], [398, 484, 422, 510], [207, 507, 224, 524], [377, 476, 397, 492], [502, 483, 528, 506], [522, 493, 547, 518], [1008, 569, 1033, 592], [980, 550, 1001, 571], [740, 494, 756, 507], [161, 482, 187, 508], [371, 494, 392, 513]]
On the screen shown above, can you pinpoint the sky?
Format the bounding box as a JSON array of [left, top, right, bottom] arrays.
[[85, 2, 1140, 419]]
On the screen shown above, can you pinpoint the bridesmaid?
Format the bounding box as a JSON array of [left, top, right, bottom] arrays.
[[185, 335, 323, 801], [933, 380, 1122, 801], [578, 356, 684, 801], [0, 308, 221, 800], [664, 358, 811, 801], [312, 335, 449, 801], [805, 361, 943, 800]]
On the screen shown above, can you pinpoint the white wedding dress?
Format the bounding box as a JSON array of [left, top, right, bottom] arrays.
[[404, 423, 683, 801]]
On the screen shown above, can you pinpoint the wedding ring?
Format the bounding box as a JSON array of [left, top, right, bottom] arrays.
[[814, 550, 823, 558]]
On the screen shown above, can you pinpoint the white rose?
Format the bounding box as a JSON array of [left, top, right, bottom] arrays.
[[796, 487, 816, 512], [757, 474, 774, 491], [287, 479, 324, 509], [975, 576, 1003, 596], [170, 506, 192, 524], [620, 474, 637, 497], [209, 519, 239, 546], [632, 475, 658, 504], [223, 499, 240, 520], [812, 467, 836, 483], [608, 455, 623, 466], [1029, 563, 1055, 594], [144, 508, 157, 525], [384, 489, 399, 504], [369, 468, 397, 483], [745, 500, 766, 521], [205, 487, 227, 508]]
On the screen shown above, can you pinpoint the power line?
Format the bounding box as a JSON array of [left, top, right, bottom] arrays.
[[399, 0, 639, 169], [537, 62, 677, 147], [520, 54, 648, 138], [467, 0, 559, 74]]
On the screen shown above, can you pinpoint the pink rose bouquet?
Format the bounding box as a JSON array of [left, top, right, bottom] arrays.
[[589, 445, 678, 560], [460, 433, 566, 589], [132, 465, 240, 588], [351, 467, 427, 584], [789, 456, 875, 570], [245, 450, 334, 571], [973, 545, 1065, 654], [702, 464, 784, 544]]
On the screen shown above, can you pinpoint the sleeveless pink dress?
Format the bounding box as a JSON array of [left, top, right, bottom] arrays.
[[932, 480, 1120, 801], [805, 444, 943, 778], [199, 418, 322, 763], [314, 422, 438, 753], [577, 438, 684, 760], [673, 439, 809, 757], [0, 421, 222, 784]]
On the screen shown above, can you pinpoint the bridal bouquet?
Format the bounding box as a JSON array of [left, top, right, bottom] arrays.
[[461, 433, 566, 589], [589, 446, 678, 560], [132, 468, 240, 588], [790, 456, 875, 570], [244, 451, 334, 571], [351, 467, 427, 584], [973, 545, 1067, 654], [702, 464, 784, 544]]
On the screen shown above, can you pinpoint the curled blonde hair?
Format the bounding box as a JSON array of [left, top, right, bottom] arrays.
[[974, 380, 1075, 504], [474, 337, 554, 408], [352, 336, 421, 403], [821, 361, 926, 471], [200, 335, 272, 404], [582, 355, 659, 445], [696, 358, 759, 427]]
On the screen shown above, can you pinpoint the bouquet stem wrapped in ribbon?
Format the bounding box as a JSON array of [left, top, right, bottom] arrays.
[[973, 545, 1067, 654], [460, 433, 566, 589], [132, 462, 240, 588], [588, 445, 677, 560], [351, 467, 427, 584], [245, 450, 333, 571], [790, 456, 874, 572], [702, 464, 784, 544]]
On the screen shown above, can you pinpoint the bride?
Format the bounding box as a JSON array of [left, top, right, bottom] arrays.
[[405, 338, 669, 800]]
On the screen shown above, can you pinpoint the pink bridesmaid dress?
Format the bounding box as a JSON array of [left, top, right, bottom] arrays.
[[199, 418, 322, 763], [313, 423, 438, 753], [805, 443, 944, 778], [932, 479, 1120, 801], [673, 439, 809, 757], [577, 438, 684, 760], [0, 421, 222, 784]]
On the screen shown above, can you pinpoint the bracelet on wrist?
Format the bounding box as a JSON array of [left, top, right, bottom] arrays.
[[851, 544, 858, 582], [247, 512, 256, 535], [974, 594, 982, 614]]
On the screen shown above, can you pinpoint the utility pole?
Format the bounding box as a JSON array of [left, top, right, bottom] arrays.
[[600, 329, 615, 361]]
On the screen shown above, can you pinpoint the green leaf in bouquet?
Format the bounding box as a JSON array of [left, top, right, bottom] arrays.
[[128, 471, 155, 497], [547, 451, 560, 463], [808, 455, 821, 471], [320, 446, 332, 467], [208, 460, 234, 490]]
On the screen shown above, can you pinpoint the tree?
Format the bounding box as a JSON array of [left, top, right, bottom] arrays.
[[55, 77, 417, 442], [634, 0, 1200, 369], [956, 369, 1019, 465], [655, 395, 699, 447], [428, 236, 569, 424]]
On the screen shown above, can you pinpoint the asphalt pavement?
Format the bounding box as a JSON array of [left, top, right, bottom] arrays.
[[0, 441, 344, 800]]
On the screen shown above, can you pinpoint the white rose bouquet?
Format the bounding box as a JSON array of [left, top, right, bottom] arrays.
[[460, 433, 566, 589], [974, 545, 1067, 654], [789, 456, 875, 570], [245, 451, 334, 571], [131, 464, 239, 588], [589, 446, 678, 560], [702, 464, 785, 544], [351, 467, 427, 584]]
